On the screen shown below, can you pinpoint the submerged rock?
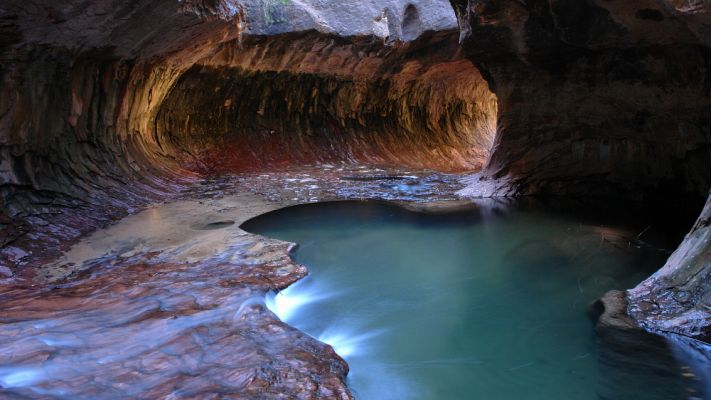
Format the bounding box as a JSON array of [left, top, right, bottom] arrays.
[[590, 291, 706, 400]]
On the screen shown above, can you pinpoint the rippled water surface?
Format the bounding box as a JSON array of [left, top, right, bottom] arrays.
[[243, 201, 709, 400]]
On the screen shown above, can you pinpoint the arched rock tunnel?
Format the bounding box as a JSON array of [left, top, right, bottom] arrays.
[[155, 31, 496, 174], [1, 0, 711, 397], [0, 3, 497, 268]]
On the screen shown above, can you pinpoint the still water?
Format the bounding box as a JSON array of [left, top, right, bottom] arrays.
[[242, 201, 709, 400]]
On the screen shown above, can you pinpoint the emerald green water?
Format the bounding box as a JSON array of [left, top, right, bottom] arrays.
[[242, 201, 706, 399]]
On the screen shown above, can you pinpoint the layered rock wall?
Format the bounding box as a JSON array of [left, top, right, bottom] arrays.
[[1, 0, 496, 269], [0, 0, 250, 268], [156, 31, 496, 173]]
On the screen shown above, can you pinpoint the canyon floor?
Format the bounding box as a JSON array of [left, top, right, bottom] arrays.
[[0, 165, 470, 398], [1, 164, 709, 398]]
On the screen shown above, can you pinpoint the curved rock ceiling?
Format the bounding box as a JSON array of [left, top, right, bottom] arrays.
[[0, 0, 711, 395], [156, 31, 496, 173], [0, 0, 496, 268]]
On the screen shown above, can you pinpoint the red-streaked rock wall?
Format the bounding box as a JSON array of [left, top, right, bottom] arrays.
[[0, 3, 496, 269], [156, 31, 496, 173]]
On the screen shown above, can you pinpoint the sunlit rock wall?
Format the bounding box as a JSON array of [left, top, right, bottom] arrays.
[[0, 0, 254, 268], [0, 0, 491, 267], [156, 31, 496, 173]]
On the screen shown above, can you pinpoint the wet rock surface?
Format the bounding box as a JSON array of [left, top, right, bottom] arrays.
[[0, 166, 464, 398], [0, 242, 352, 399], [628, 194, 711, 342], [234, 164, 463, 203], [590, 291, 708, 400]]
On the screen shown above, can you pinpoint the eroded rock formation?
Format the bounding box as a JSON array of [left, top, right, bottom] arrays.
[[0, 0, 495, 269], [0, 0, 246, 269], [0, 0, 496, 397], [2, 0, 711, 396], [156, 31, 496, 173], [451, 0, 711, 342], [629, 196, 711, 342], [0, 192, 352, 398]]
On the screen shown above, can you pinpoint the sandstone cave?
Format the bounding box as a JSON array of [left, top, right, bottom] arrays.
[[1, 1, 711, 399]]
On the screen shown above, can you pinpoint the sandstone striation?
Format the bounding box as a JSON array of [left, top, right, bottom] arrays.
[[156, 31, 496, 174], [0, 0, 495, 269], [2, 0, 711, 396], [0, 1, 493, 396]]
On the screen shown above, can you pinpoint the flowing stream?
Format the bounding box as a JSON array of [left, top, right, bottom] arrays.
[[242, 200, 709, 400]]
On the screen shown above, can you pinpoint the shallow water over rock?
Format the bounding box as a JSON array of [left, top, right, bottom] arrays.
[[0, 168, 463, 399], [0, 192, 352, 399], [243, 201, 710, 400]]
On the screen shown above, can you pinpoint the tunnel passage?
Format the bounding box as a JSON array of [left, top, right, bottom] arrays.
[[2, 0, 711, 395], [0, 28, 497, 268], [155, 31, 497, 174]]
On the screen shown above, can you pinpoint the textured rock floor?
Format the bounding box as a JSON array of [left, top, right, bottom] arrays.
[[0, 165, 465, 399]]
